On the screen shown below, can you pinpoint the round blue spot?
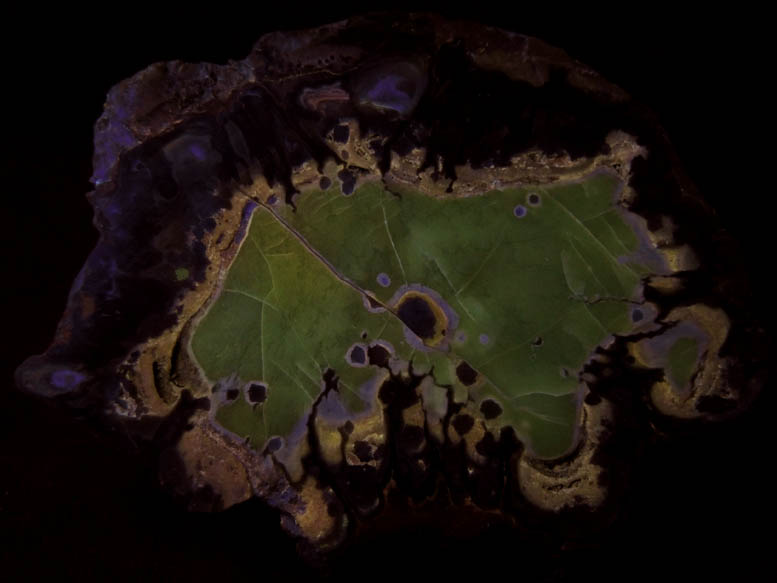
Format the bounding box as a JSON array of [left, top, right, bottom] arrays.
[[377, 273, 391, 287], [479, 334, 490, 345], [513, 205, 527, 218]]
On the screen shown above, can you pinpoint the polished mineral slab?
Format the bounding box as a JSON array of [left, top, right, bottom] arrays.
[[16, 13, 764, 553]]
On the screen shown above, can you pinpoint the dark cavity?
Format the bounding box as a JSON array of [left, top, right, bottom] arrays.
[[247, 383, 267, 403], [348, 345, 366, 365], [455, 361, 478, 386], [452, 413, 475, 435], [397, 296, 437, 339], [333, 124, 350, 143], [480, 399, 503, 419], [367, 344, 390, 367]]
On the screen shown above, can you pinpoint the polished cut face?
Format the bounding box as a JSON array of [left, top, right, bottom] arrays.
[[16, 13, 763, 553]]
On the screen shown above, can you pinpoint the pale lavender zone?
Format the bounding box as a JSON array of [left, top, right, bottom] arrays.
[[365, 75, 413, 113], [513, 204, 527, 218], [479, 334, 490, 345], [189, 142, 208, 161], [50, 369, 86, 390], [376, 272, 391, 287], [234, 201, 259, 243]]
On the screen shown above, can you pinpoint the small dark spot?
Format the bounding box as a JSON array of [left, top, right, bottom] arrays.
[[585, 392, 602, 405], [397, 296, 437, 339], [532, 336, 543, 347], [333, 124, 350, 143], [452, 414, 475, 435], [319, 176, 331, 190], [225, 388, 239, 400], [266, 436, 283, 453], [367, 344, 390, 367], [480, 399, 503, 419], [340, 149, 350, 160], [348, 345, 366, 365], [247, 383, 267, 403], [361, 330, 368, 340], [455, 361, 478, 386], [342, 420, 354, 435], [528, 192, 541, 206], [632, 308, 644, 322], [353, 440, 373, 462]]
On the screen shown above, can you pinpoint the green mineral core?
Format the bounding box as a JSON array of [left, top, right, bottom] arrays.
[[191, 171, 651, 458]]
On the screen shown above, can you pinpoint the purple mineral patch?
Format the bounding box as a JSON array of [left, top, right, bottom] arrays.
[[376, 272, 391, 287], [50, 369, 86, 390], [513, 204, 527, 218]]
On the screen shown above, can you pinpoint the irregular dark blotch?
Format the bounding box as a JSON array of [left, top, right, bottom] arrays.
[[342, 420, 354, 435], [319, 176, 331, 190], [348, 345, 366, 365], [632, 308, 644, 322], [367, 344, 390, 367], [353, 440, 373, 462], [399, 425, 425, 451], [337, 168, 356, 195], [340, 149, 349, 160], [397, 296, 437, 339], [322, 368, 339, 392], [267, 195, 277, 205], [225, 388, 239, 400], [513, 204, 527, 218], [452, 413, 475, 435], [528, 192, 541, 206], [532, 336, 543, 346], [247, 383, 267, 403], [455, 361, 478, 386], [266, 436, 283, 453], [480, 399, 503, 419], [360, 330, 368, 340], [333, 124, 350, 143], [560, 367, 570, 378], [584, 392, 602, 405], [475, 431, 498, 457], [696, 395, 737, 414]]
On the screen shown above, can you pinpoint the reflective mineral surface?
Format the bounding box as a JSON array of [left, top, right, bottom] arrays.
[[16, 13, 765, 555]]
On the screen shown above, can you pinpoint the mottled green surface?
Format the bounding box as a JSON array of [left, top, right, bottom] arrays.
[[191, 172, 650, 458], [667, 336, 700, 390]]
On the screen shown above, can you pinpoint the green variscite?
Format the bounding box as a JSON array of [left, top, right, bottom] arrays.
[[191, 171, 652, 458]]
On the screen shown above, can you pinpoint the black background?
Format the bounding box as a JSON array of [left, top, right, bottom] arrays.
[[2, 6, 772, 582]]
